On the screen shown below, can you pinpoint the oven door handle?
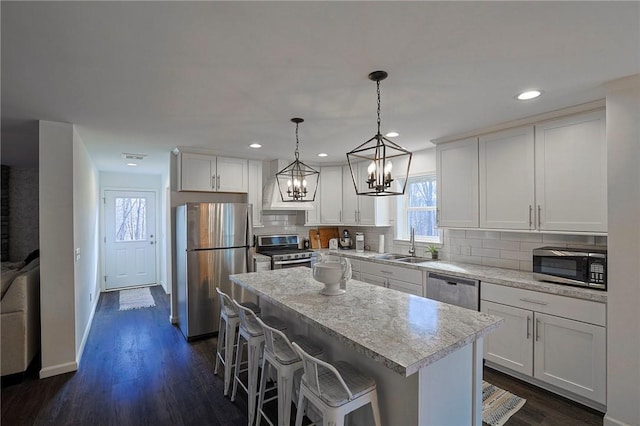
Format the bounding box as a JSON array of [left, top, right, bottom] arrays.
[[274, 258, 312, 266]]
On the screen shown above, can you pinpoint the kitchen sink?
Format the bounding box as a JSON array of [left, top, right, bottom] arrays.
[[373, 253, 408, 260], [394, 257, 432, 264]]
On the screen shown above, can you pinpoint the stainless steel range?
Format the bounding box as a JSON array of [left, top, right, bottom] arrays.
[[255, 234, 314, 269]]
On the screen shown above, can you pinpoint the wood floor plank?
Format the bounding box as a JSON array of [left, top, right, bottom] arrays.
[[1, 285, 604, 426]]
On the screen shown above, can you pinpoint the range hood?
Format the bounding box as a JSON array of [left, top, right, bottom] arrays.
[[262, 159, 316, 211]]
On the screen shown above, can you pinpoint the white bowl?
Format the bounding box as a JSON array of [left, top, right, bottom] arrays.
[[312, 262, 346, 296], [312, 262, 343, 284]]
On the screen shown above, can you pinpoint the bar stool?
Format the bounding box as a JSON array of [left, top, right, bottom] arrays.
[[214, 288, 262, 396], [254, 317, 323, 426], [230, 301, 287, 426], [292, 342, 382, 426]]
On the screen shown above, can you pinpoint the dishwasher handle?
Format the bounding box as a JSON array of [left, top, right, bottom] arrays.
[[428, 273, 478, 287]]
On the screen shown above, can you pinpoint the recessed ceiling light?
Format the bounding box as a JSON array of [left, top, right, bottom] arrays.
[[317, 153, 328, 157], [385, 131, 399, 137], [249, 143, 262, 149], [516, 90, 542, 101], [127, 163, 137, 167]]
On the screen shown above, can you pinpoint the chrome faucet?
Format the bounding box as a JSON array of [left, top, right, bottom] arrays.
[[408, 227, 416, 257]]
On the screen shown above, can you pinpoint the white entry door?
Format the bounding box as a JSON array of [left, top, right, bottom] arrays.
[[104, 190, 157, 290]]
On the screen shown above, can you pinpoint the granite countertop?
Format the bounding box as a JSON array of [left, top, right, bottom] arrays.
[[230, 267, 503, 377], [319, 249, 607, 303]]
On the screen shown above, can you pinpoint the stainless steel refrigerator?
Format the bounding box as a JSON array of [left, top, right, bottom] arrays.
[[176, 203, 254, 340]]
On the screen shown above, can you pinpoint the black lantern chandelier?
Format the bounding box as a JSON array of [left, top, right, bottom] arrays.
[[276, 118, 319, 202], [346, 71, 412, 196]]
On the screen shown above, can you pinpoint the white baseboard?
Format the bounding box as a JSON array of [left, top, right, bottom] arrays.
[[604, 414, 634, 426], [40, 361, 78, 379], [76, 291, 99, 367]]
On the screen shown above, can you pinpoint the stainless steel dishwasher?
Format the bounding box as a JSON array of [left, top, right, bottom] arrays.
[[425, 272, 479, 310]]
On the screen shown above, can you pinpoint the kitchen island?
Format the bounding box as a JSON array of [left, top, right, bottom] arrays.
[[230, 267, 503, 426]]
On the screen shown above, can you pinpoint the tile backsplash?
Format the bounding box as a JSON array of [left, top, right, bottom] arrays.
[[254, 214, 607, 272], [386, 228, 606, 272]]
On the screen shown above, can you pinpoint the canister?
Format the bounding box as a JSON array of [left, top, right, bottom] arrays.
[[355, 232, 365, 252]]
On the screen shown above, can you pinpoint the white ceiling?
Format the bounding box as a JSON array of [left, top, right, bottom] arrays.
[[2, 2, 639, 174]]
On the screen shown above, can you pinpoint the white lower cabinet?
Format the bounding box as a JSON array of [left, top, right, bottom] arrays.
[[481, 301, 533, 376], [533, 313, 606, 405], [360, 272, 387, 288], [481, 282, 606, 407], [357, 260, 424, 296]]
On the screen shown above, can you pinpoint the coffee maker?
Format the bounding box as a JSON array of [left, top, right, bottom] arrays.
[[339, 229, 352, 250]]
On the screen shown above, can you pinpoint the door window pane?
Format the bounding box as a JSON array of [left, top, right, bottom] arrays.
[[115, 197, 147, 242]]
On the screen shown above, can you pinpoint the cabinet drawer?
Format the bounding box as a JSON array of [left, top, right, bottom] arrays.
[[365, 261, 423, 284], [360, 272, 387, 288], [388, 278, 423, 297], [481, 282, 605, 326]]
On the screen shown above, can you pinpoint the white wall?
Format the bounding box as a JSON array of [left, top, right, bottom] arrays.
[[73, 128, 100, 364], [604, 74, 640, 426], [39, 120, 77, 378]]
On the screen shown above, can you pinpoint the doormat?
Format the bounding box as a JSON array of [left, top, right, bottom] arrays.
[[483, 381, 526, 426], [119, 287, 155, 311]]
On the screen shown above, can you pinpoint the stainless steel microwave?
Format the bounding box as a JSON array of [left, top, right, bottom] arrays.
[[533, 247, 607, 290]]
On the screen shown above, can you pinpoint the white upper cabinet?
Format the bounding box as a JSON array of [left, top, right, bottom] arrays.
[[534, 110, 607, 232], [436, 137, 479, 228], [216, 156, 249, 193], [179, 153, 217, 192], [304, 177, 322, 225], [319, 166, 343, 224], [437, 108, 607, 233], [247, 160, 263, 227], [342, 166, 359, 225], [178, 152, 248, 193], [479, 126, 535, 230]]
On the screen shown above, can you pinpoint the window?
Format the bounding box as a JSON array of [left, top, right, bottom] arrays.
[[115, 197, 147, 242], [396, 174, 440, 243]]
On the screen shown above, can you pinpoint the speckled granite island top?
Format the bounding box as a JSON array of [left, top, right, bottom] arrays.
[[230, 267, 503, 377]]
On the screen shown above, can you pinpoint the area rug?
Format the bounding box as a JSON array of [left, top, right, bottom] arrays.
[[118, 287, 155, 311], [482, 381, 527, 426]]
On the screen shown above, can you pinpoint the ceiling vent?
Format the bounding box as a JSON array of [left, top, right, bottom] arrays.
[[121, 153, 147, 161]]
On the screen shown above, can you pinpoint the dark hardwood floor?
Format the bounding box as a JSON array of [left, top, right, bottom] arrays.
[[483, 368, 604, 426], [2, 286, 604, 425]]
